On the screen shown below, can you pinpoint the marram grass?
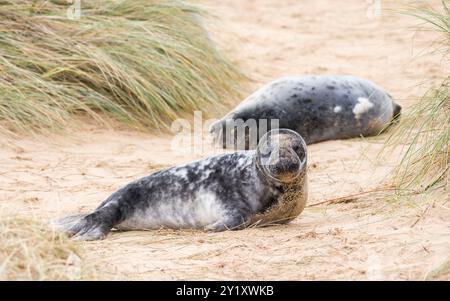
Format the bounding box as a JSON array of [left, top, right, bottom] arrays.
[[0, 214, 95, 280], [386, 1, 449, 193], [0, 0, 244, 133]]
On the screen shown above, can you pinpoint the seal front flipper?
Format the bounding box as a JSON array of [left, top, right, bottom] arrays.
[[204, 218, 249, 232], [204, 207, 252, 232]]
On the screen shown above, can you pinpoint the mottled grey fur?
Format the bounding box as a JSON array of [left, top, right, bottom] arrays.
[[211, 75, 402, 148], [54, 129, 308, 240]]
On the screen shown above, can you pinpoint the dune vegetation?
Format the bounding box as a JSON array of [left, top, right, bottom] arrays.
[[0, 0, 243, 280], [387, 1, 449, 194], [0, 214, 95, 280], [0, 0, 244, 133]]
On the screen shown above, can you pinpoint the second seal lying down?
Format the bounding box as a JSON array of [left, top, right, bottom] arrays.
[[211, 75, 402, 149], [55, 129, 308, 240]]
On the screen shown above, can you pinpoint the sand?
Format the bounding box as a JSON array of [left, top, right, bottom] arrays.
[[0, 0, 449, 280]]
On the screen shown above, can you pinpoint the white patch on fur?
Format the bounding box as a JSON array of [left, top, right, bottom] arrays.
[[191, 191, 226, 226], [116, 189, 226, 230], [353, 97, 374, 119], [333, 106, 342, 113], [237, 156, 252, 167], [172, 168, 188, 179]]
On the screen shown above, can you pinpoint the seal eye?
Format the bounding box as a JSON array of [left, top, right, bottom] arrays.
[[291, 142, 306, 163], [292, 144, 301, 153]]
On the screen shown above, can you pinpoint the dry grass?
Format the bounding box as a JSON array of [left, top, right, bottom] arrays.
[[0, 0, 244, 133], [386, 1, 449, 194], [426, 260, 450, 280], [0, 214, 95, 280]]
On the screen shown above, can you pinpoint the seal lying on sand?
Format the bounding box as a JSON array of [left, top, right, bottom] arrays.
[[55, 129, 308, 240], [210, 75, 402, 149]]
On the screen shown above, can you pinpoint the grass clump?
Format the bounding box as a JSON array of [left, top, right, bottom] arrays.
[[0, 215, 94, 280], [386, 1, 449, 194], [0, 0, 244, 132]]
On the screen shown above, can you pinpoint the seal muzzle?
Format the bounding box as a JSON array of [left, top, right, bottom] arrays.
[[256, 129, 307, 183]]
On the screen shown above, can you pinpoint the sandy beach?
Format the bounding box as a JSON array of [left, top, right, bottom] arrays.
[[0, 0, 448, 280]]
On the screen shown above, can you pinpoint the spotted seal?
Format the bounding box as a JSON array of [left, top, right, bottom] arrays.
[[55, 129, 308, 240], [210, 75, 402, 149]]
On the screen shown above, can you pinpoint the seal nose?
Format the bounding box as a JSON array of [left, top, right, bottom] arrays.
[[272, 159, 300, 174], [267, 148, 302, 181]]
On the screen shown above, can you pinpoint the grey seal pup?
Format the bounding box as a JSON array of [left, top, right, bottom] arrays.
[[55, 129, 308, 240], [210, 75, 402, 149]]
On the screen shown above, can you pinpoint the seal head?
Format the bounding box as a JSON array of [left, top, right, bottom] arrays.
[[249, 129, 308, 226], [256, 129, 307, 184]]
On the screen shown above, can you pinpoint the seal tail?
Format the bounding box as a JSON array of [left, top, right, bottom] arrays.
[[392, 102, 402, 123], [386, 92, 401, 123]]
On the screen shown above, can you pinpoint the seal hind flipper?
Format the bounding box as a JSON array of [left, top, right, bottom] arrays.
[[386, 92, 401, 123], [59, 204, 123, 241], [52, 214, 87, 233], [392, 102, 402, 122], [70, 214, 110, 241]]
